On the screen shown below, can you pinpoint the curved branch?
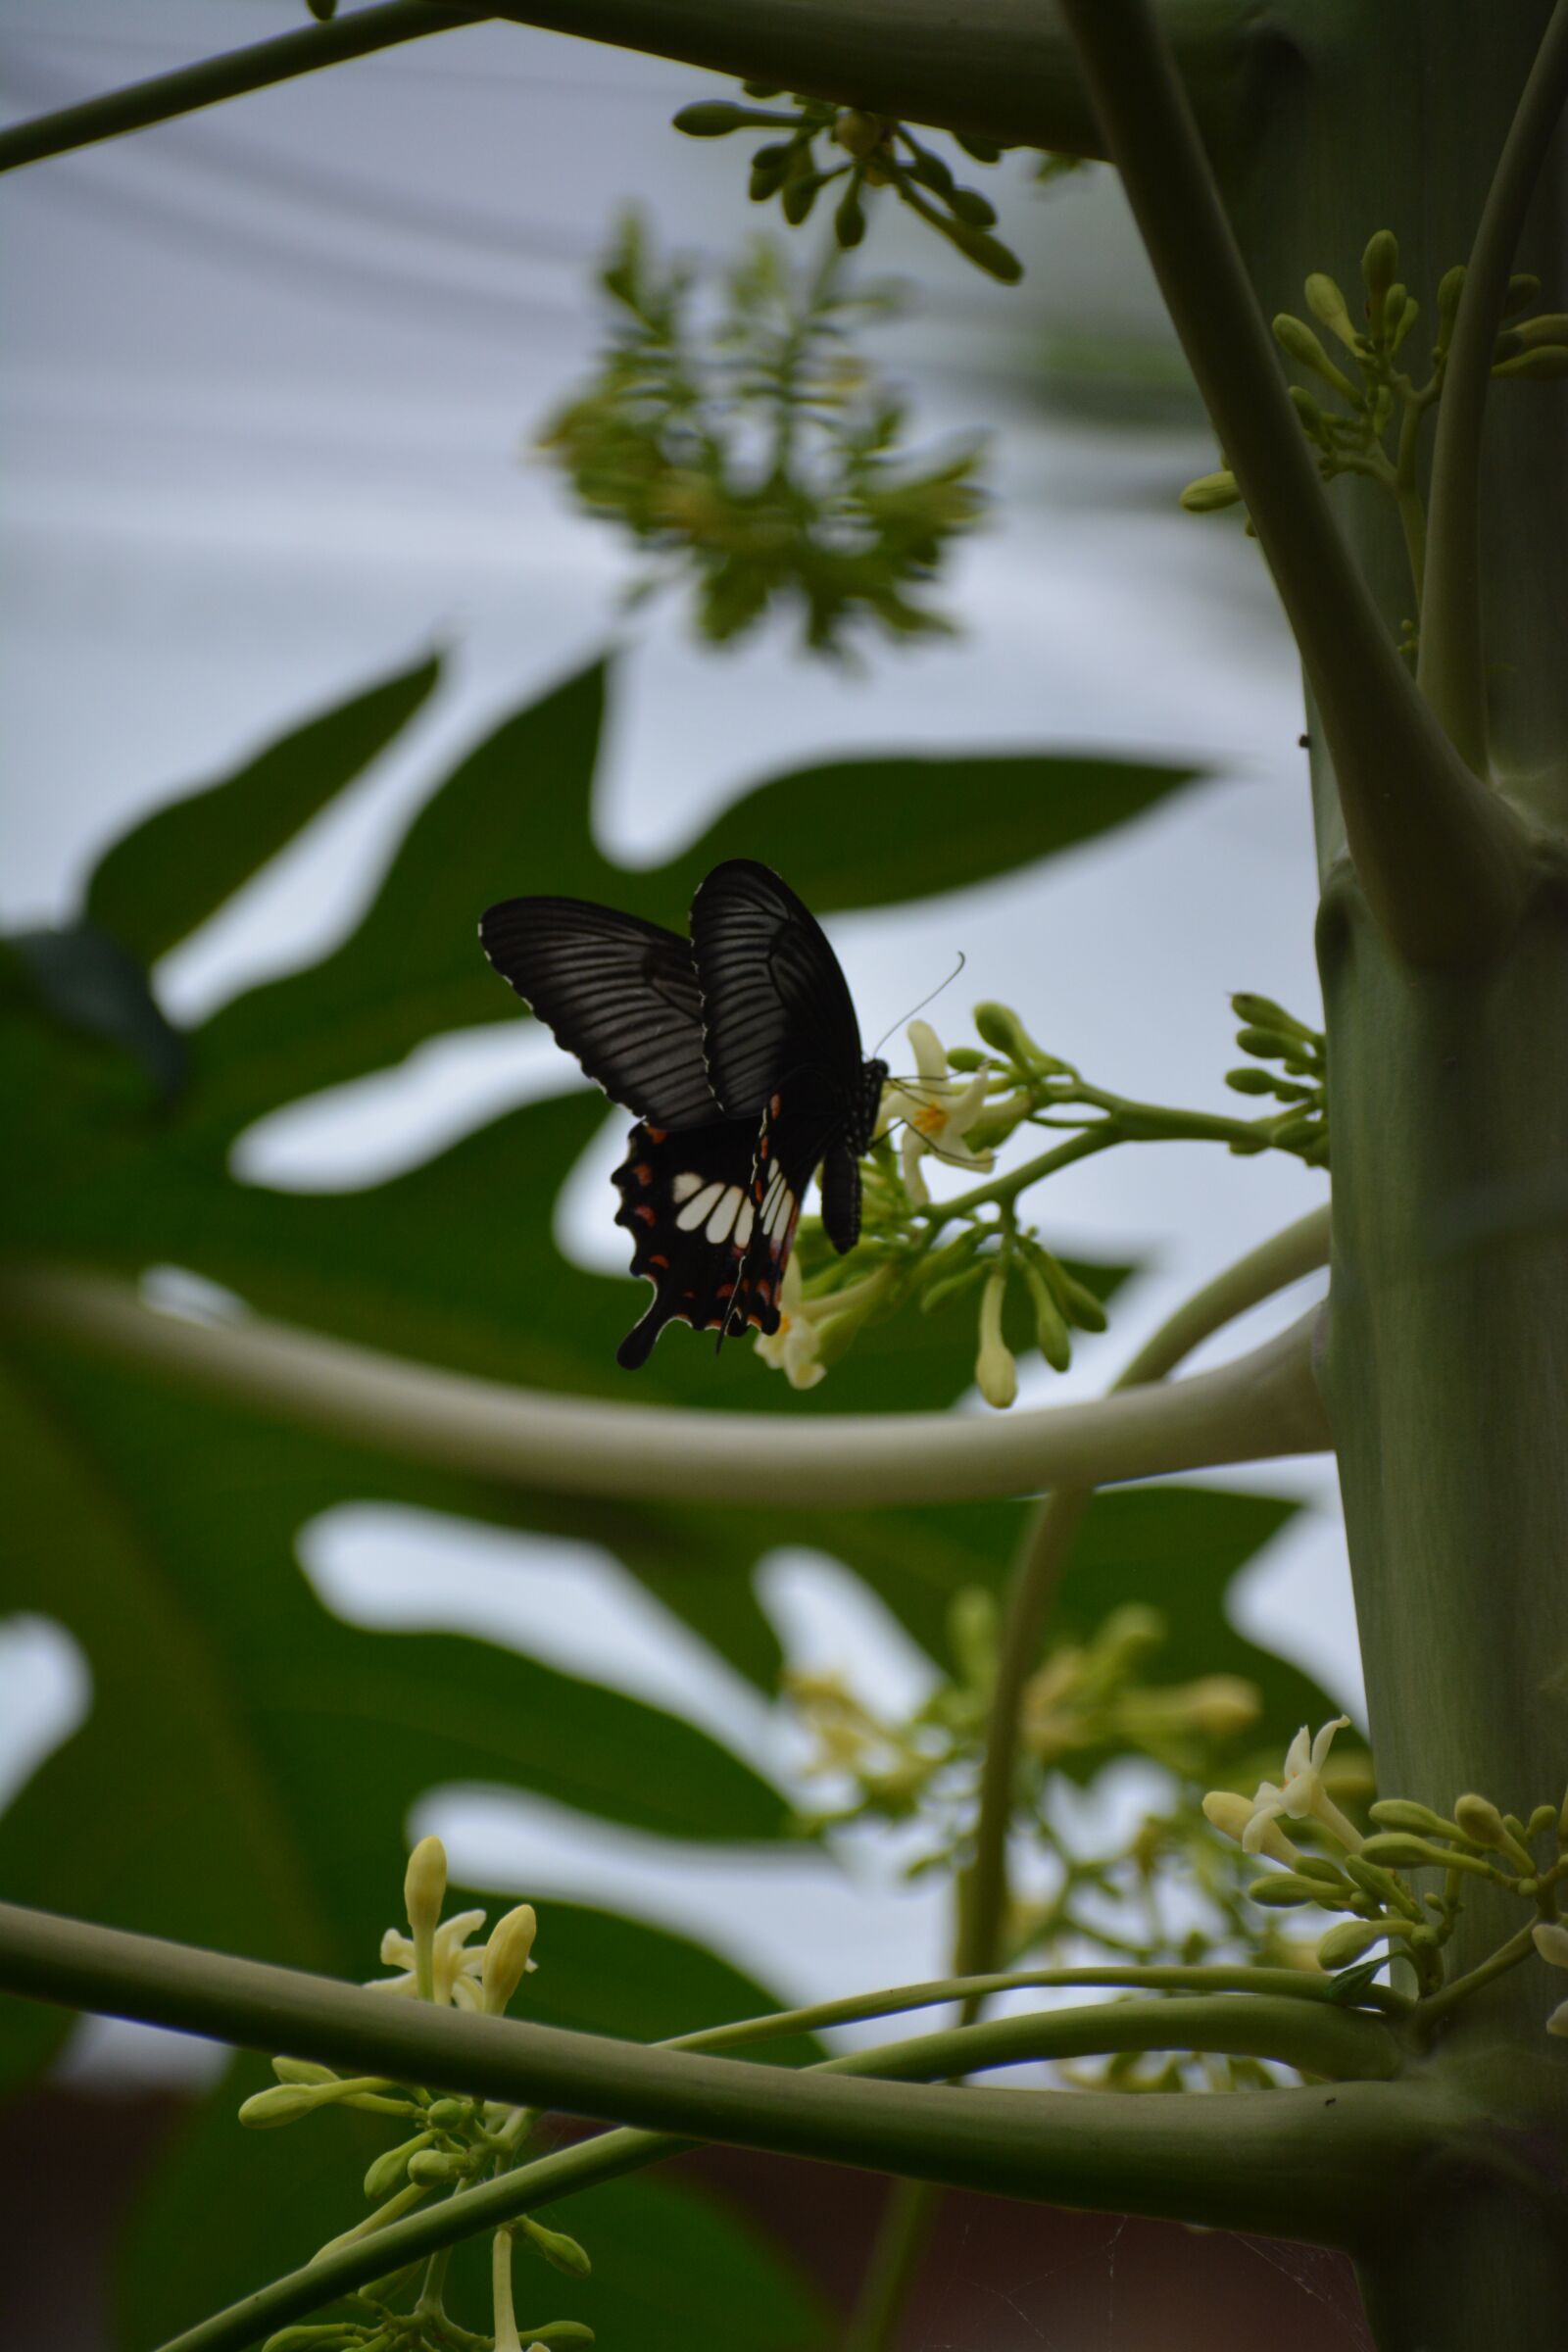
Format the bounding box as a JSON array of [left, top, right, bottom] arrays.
[[0, 1260, 1331, 1507], [1056, 0, 1530, 966], [0, 1900, 1427, 2294], [151, 1950, 1403, 2352], [957, 1204, 1332, 1985], [1418, 0, 1568, 768], [0, 3, 1271, 178], [0, 4, 488, 175]]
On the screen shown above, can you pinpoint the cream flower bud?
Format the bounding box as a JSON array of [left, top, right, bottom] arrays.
[[1315, 1920, 1386, 1970], [974, 1270, 1017, 1408], [1184, 1675, 1262, 1738], [482, 1903, 539, 2015], [405, 1835, 448, 1939]]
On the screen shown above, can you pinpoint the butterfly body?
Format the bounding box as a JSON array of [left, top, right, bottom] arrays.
[[479, 859, 885, 1368]]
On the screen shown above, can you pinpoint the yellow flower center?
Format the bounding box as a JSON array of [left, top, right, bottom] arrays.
[[913, 1102, 949, 1136]]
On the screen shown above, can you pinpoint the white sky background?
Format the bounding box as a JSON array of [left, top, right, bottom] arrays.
[[2, 2, 1361, 2073]]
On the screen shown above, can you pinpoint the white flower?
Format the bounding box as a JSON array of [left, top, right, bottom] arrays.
[[1204, 1717, 1364, 1867], [754, 1255, 827, 1389], [878, 1019, 994, 1206], [1532, 1920, 1568, 2036], [1202, 1787, 1302, 1868], [1243, 1717, 1364, 1856], [370, 1909, 489, 2007]]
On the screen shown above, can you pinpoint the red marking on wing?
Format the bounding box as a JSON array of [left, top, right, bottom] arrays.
[[644, 1126, 667, 1145], [633, 1204, 657, 1226]]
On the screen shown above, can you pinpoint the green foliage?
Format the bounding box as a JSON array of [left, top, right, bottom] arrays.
[[672, 84, 1024, 283], [0, 650, 1247, 2330], [537, 218, 986, 656]]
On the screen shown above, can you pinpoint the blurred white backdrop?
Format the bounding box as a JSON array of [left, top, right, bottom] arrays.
[[2, 1, 1357, 2073]]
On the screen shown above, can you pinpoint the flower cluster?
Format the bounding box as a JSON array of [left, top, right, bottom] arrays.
[[752, 990, 1325, 1405], [1184, 227, 1567, 642], [239, 1838, 589, 2352], [1206, 1728, 1568, 2022], [786, 1592, 1298, 2040], [672, 86, 1023, 283], [537, 217, 986, 658]]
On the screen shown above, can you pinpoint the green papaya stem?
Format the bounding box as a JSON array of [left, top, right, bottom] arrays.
[[1055, 0, 1529, 966], [0, 1262, 1330, 1508], [0, 4, 488, 174], [956, 1206, 1331, 1999], [1417, 0, 1568, 769], [0, 1904, 1439, 2296], [0, 2, 1268, 178]]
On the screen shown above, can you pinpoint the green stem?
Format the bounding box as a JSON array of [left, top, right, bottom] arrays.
[[0, 1, 1269, 178], [0, 1261, 1330, 1508], [1417, 0, 1568, 769], [1392, 391, 1432, 617], [0, 1906, 1430, 2292], [1413, 1921, 1543, 2034], [1056, 0, 1528, 966], [926, 1124, 1118, 1221], [957, 1207, 1334, 2001], [843, 2178, 941, 2352], [0, 3, 488, 174]]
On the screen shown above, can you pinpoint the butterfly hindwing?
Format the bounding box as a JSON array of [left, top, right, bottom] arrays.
[[613, 1116, 784, 1368], [478, 896, 718, 1130]]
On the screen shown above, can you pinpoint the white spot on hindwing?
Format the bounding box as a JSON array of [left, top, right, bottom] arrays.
[[676, 1181, 723, 1230], [733, 1200, 755, 1248], [706, 1186, 743, 1243], [671, 1172, 703, 1204], [763, 1181, 795, 1240]]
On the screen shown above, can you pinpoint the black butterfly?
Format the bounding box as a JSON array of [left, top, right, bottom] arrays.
[[479, 859, 888, 1368]]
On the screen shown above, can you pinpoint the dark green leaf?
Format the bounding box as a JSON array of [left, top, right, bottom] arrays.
[[675, 750, 1205, 913], [84, 652, 442, 965]]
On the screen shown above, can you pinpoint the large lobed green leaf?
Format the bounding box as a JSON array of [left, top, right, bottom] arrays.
[[0, 647, 1321, 2347]]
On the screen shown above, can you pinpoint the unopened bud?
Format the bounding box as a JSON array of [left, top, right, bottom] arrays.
[[364, 2132, 437, 2204], [1501, 270, 1542, 319], [483, 1904, 540, 2015], [1274, 315, 1361, 404], [1180, 470, 1243, 514], [239, 2083, 326, 2130], [1514, 313, 1568, 346], [1316, 1920, 1386, 1969], [1203, 1788, 1300, 1866], [1305, 273, 1356, 347], [1022, 1256, 1072, 1371], [834, 183, 867, 249], [972, 1001, 1055, 1068], [672, 101, 763, 137], [1361, 230, 1398, 299], [271, 2058, 340, 2087], [1248, 1874, 1323, 1907], [1453, 1792, 1510, 1849], [408, 2147, 467, 2185], [405, 1836, 448, 1940], [1435, 265, 1466, 353], [975, 1270, 1017, 1408], [1368, 1798, 1464, 1841], [1493, 344, 1568, 380], [519, 2216, 593, 2278], [832, 108, 885, 159]]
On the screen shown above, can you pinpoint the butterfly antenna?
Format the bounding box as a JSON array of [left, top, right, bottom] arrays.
[[872, 953, 966, 1060]]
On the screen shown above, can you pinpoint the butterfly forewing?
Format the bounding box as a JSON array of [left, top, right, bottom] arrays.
[[477, 897, 718, 1131], [689, 859, 864, 1116]]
